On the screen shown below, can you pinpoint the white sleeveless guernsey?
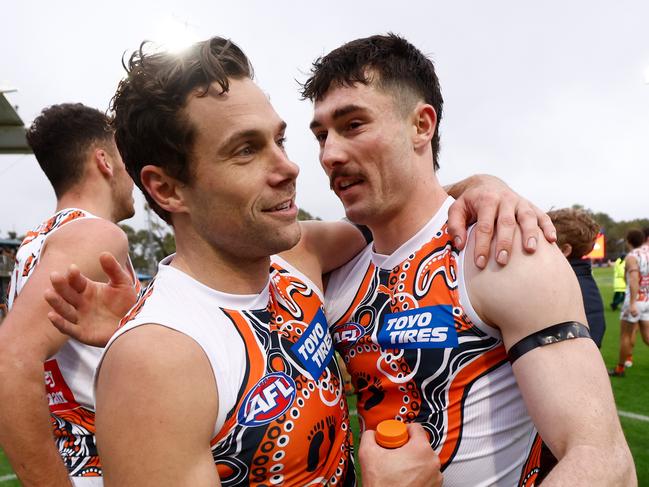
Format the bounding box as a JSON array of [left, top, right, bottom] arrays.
[[325, 197, 540, 487], [8, 208, 139, 481]]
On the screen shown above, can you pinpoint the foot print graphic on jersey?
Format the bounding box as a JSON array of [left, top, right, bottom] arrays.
[[307, 418, 335, 472], [326, 415, 336, 452], [356, 372, 385, 411]]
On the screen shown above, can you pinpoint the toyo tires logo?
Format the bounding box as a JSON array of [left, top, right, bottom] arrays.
[[238, 372, 296, 426]]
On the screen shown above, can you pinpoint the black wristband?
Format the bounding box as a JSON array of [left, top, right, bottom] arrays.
[[507, 321, 591, 364]]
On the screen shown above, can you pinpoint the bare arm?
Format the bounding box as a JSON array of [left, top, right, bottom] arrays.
[[466, 230, 635, 486], [625, 255, 640, 314], [96, 325, 219, 486], [279, 220, 367, 289], [0, 220, 130, 486], [445, 174, 556, 268]]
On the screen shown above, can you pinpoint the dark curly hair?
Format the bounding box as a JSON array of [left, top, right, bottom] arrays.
[[26, 103, 114, 197], [110, 37, 253, 223], [301, 33, 443, 171], [627, 229, 644, 249]]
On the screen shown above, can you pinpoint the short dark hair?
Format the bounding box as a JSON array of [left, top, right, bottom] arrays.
[[627, 229, 644, 248], [547, 208, 599, 259], [301, 33, 444, 171], [26, 103, 114, 197], [110, 37, 253, 223]]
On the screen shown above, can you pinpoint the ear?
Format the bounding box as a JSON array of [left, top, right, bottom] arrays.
[[94, 148, 114, 178], [560, 243, 572, 258], [140, 165, 188, 215], [411, 103, 437, 151]]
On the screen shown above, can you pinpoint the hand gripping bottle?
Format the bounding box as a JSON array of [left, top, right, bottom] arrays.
[[375, 419, 409, 448]]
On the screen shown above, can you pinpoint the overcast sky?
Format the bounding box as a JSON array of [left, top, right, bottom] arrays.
[[1, 0, 648, 235]]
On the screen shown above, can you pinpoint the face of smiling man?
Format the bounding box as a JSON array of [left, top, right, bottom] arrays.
[[179, 77, 302, 261]]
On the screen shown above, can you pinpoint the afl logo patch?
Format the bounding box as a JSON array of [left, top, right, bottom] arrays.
[[238, 372, 296, 426], [332, 323, 364, 348]]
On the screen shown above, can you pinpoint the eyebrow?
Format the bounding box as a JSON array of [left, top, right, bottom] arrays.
[[220, 120, 287, 152], [310, 104, 365, 130]]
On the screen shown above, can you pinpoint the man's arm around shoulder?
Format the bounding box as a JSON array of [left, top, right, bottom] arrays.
[[279, 220, 368, 290], [0, 219, 129, 486], [97, 324, 220, 486], [465, 230, 636, 486]]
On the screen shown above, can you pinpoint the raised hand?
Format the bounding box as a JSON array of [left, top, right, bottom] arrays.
[[45, 252, 138, 347]]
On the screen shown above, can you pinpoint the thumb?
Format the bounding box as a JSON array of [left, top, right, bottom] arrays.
[[406, 422, 430, 444], [100, 252, 132, 286]]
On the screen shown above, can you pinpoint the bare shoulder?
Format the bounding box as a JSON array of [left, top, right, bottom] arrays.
[[464, 227, 585, 348], [40, 219, 129, 278], [96, 324, 219, 483], [46, 217, 128, 255], [101, 324, 211, 376], [98, 324, 218, 412], [0, 220, 128, 354]]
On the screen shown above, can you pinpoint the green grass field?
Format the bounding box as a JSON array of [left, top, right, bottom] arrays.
[[593, 266, 649, 485], [1, 266, 647, 485]]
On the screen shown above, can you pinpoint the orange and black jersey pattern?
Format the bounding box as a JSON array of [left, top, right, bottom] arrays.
[[211, 262, 354, 486], [109, 257, 355, 486], [9, 209, 105, 477], [47, 364, 102, 477], [7, 208, 89, 307], [327, 202, 538, 487]]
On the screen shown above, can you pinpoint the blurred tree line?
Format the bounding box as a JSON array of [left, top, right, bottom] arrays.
[[572, 205, 649, 259]]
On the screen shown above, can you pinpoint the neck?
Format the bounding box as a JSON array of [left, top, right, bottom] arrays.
[[369, 180, 448, 255], [56, 187, 116, 222], [171, 228, 271, 295]]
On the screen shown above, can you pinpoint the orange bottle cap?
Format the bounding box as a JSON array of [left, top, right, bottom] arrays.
[[375, 419, 409, 449]]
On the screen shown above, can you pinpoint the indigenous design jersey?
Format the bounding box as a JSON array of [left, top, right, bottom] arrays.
[[627, 245, 649, 302], [103, 255, 354, 486], [326, 197, 539, 487], [7, 208, 139, 478]]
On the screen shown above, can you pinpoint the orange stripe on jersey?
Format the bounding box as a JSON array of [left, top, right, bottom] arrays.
[[439, 346, 507, 465], [211, 309, 267, 447], [519, 433, 542, 486], [21, 209, 88, 247], [118, 283, 155, 328], [208, 263, 354, 486]]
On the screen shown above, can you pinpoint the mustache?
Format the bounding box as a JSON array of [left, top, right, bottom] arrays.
[[329, 167, 363, 190]]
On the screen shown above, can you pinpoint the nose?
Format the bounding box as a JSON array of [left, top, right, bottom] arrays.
[[268, 145, 299, 187], [320, 132, 348, 174]]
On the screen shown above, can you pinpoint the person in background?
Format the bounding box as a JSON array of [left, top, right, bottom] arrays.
[[304, 34, 633, 486], [0, 103, 137, 487], [611, 254, 626, 311], [611, 254, 634, 367], [43, 36, 551, 487], [609, 229, 649, 378], [547, 208, 606, 347], [537, 208, 607, 482]]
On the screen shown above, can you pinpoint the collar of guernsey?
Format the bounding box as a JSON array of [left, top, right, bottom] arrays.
[[371, 196, 454, 269]]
